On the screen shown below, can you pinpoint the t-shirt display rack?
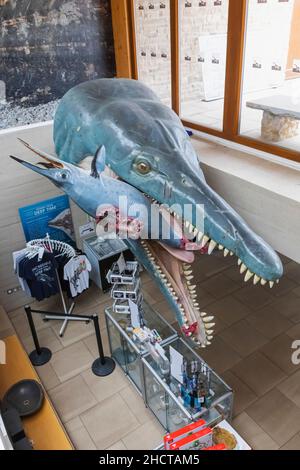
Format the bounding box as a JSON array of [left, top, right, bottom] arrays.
[[25, 235, 77, 337], [20, 234, 115, 377]]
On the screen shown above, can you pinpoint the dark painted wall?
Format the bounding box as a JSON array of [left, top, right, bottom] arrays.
[[0, 0, 116, 106]]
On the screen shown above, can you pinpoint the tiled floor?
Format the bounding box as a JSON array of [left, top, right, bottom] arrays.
[[5, 250, 300, 450]]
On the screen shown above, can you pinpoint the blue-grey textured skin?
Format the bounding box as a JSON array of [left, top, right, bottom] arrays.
[[54, 79, 203, 175], [53, 78, 283, 284]]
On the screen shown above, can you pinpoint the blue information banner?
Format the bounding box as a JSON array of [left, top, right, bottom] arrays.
[[19, 195, 75, 245]]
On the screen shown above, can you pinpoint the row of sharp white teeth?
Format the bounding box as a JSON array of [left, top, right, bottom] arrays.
[[183, 264, 215, 346], [167, 210, 280, 290], [237, 259, 280, 288], [141, 238, 214, 347], [140, 241, 185, 316], [166, 208, 233, 256]]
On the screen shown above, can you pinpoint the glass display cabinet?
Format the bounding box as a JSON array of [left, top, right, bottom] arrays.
[[105, 302, 177, 392], [141, 338, 233, 433]]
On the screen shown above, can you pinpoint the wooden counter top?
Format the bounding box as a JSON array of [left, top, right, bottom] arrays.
[[0, 335, 73, 450]]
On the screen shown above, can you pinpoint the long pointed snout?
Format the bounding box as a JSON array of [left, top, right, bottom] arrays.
[[10, 155, 55, 178], [164, 167, 283, 283]]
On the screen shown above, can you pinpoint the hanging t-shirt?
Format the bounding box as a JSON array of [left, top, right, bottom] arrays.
[[63, 255, 91, 297], [18, 252, 59, 301], [55, 253, 72, 298], [12, 249, 31, 296]]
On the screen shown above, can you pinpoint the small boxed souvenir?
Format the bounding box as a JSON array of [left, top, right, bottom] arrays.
[[164, 419, 207, 450], [107, 261, 138, 284], [169, 427, 213, 451], [113, 293, 143, 314], [112, 279, 140, 301], [132, 327, 149, 343], [113, 299, 131, 314]]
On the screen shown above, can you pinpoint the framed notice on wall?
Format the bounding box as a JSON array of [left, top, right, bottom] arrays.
[[19, 195, 75, 245]]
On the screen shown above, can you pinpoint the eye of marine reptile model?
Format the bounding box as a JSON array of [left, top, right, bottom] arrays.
[[134, 159, 152, 175], [11, 79, 283, 348]]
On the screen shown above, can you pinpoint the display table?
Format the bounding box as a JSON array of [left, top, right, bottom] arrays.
[[105, 303, 233, 434], [105, 303, 177, 392], [0, 335, 73, 450]]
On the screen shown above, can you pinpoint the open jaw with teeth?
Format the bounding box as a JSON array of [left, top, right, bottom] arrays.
[[163, 205, 281, 289], [136, 203, 280, 348], [134, 203, 213, 347]]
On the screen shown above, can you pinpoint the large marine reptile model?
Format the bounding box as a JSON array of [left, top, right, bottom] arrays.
[[11, 79, 283, 347]]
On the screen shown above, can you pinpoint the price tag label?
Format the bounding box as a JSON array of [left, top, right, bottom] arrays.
[[170, 346, 184, 384], [79, 222, 95, 237], [129, 299, 140, 328], [117, 253, 126, 274]]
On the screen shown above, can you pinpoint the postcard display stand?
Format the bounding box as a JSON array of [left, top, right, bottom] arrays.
[[83, 236, 134, 292], [105, 258, 177, 391], [105, 262, 233, 433]]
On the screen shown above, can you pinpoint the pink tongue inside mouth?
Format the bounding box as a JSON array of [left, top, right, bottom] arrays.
[[158, 242, 195, 263]]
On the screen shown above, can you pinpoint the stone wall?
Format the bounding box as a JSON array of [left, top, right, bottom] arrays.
[[0, 0, 116, 107]]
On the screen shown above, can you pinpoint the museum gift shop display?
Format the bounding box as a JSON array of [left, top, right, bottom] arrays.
[[12, 78, 283, 349], [3, 78, 280, 451]]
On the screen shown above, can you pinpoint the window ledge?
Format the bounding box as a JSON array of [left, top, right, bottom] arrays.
[[192, 136, 300, 263], [192, 136, 300, 203]]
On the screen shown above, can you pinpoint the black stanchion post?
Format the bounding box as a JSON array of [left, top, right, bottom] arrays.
[[24, 305, 52, 366], [91, 315, 115, 377]]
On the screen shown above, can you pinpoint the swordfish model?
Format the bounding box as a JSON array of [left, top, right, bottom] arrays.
[[11, 78, 283, 347]]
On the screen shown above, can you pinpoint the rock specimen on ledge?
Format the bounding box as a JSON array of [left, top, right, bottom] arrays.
[[261, 110, 299, 142]]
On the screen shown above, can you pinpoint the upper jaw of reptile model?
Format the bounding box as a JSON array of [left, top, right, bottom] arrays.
[[141, 192, 282, 288], [135, 151, 283, 285], [15, 139, 282, 286]]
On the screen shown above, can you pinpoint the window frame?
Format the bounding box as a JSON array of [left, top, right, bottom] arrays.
[[111, 0, 300, 163]]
